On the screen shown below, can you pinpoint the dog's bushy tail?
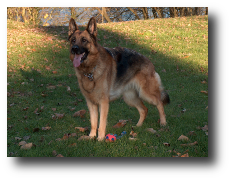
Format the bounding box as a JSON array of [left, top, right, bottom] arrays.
[[161, 90, 170, 105], [155, 72, 170, 106]]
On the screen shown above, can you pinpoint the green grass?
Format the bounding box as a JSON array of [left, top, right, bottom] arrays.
[[7, 16, 208, 157]]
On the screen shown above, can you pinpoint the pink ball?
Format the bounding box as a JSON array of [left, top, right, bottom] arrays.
[[105, 134, 116, 142]]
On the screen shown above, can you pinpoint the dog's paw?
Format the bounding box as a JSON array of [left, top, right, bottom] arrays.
[[160, 121, 167, 126], [97, 136, 105, 141]]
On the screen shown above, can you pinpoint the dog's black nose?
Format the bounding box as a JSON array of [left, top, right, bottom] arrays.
[[71, 45, 80, 54]]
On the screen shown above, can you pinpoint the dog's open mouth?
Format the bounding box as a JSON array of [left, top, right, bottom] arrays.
[[73, 52, 88, 67]]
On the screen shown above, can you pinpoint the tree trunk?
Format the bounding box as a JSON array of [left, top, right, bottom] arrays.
[[95, 7, 112, 23], [142, 7, 149, 19], [127, 7, 140, 20], [21, 7, 27, 23]]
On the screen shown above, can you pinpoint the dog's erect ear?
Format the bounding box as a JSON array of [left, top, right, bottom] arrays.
[[86, 17, 97, 37], [68, 18, 78, 40]]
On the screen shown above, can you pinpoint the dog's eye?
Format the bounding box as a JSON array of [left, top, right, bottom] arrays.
[[71, 38, 76, 43], [82, 38, 87, 43]]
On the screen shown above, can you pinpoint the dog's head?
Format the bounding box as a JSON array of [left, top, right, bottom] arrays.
[[68, 17, 98, 68]]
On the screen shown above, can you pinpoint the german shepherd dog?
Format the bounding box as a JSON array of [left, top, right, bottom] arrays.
[[68, 17, 170, 141]]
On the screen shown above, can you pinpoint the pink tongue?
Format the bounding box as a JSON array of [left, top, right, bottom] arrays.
[[73, 54, 83, 67]]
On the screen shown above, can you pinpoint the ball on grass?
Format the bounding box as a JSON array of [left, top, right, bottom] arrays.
[[105, 133, 116, 142]]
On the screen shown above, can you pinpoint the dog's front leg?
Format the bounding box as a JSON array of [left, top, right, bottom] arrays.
[[98, 98, 109, 141], [87, 99, 98, 138]]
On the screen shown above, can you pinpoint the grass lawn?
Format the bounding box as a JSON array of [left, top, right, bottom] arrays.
[[7, 15, 208, 157]]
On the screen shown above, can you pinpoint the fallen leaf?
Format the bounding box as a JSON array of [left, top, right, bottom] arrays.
[[178, 135, 189, 141], [42, 126, 51, 130], [33, 128, 40, 132], [52, 108, 56, 111], [23, 135, 31, 140], [70, 107, 75, 111], [47, 85, 56, 89], [180, 141, 198, 147], [73, 110, 86, 118], [182, 55, 189, 59], [56, 154, 64, 157], [180, 153, 189, 157], [71, 133, 77, 137], [188, 131, 196, 136], [54, 113, 65, 119], [78, 135, 92, 141], [15, 137, 22, 141], [19, 141, 27, 146], [68, 143, 77, 147], [52, 71, 57, 74], [67, 86, 71, 92], [23, 107, 29, 111], [113, 120, 127, 128], [201, 125, 208, 131], [201, 91, 208, 95], [20, 143, 33, 150], [34, 108, 38, 114], [52, 150, 57, 156], [163, 142, 170, 147], [62, 133, 70, 140], [129, 137, 138, 141], [45, 66, 51, 70], [130, 131, 137, 138], [75, 127, 88, 132], [201, 80, 207, 84], [146, 128, 157, 134]]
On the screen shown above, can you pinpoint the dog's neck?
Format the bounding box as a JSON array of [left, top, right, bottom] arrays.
[[83, 66, 97, 81]]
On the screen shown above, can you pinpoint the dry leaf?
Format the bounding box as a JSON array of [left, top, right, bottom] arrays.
[[67, 86, 71, 92], [113, 120, 127, 128], [180, 141, 198, 147], [52, 108, 56, 111], [23, 135, 31, 140], [54, 113, 65, 119], [73, 110, 86, 118], [201, 91, 208, 95], [201, 125, 208, 131], [20, 143, 33, 150], [56, 154, 64, 157], [75, 127, 88, 132], [146, 128, 157, 134], [163, 142, 170, 147], [33, 128, 40, 132], [61, 133, 72, 140], [178, 135, 189, 141], [23, 107, 29, 111], [129, 137, 138, 141], [47, 85, 56, 89], [15, 137, 22, 141], [78, 135, 92, 141], [201, 80, 207, 84], [19, 141, 27, 146], [68, 143, 77, 147], [34, 108, 38, 114], [180, 153, 189, 157], [42, 126, 51, 130], [130, 131, 137, 138], [52, 150, 57, 156], [52, 71, 57, 74]]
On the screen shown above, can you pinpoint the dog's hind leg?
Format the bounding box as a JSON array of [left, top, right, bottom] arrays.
[[123, 90, 148, 127], [136, 72, 167, 126]]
